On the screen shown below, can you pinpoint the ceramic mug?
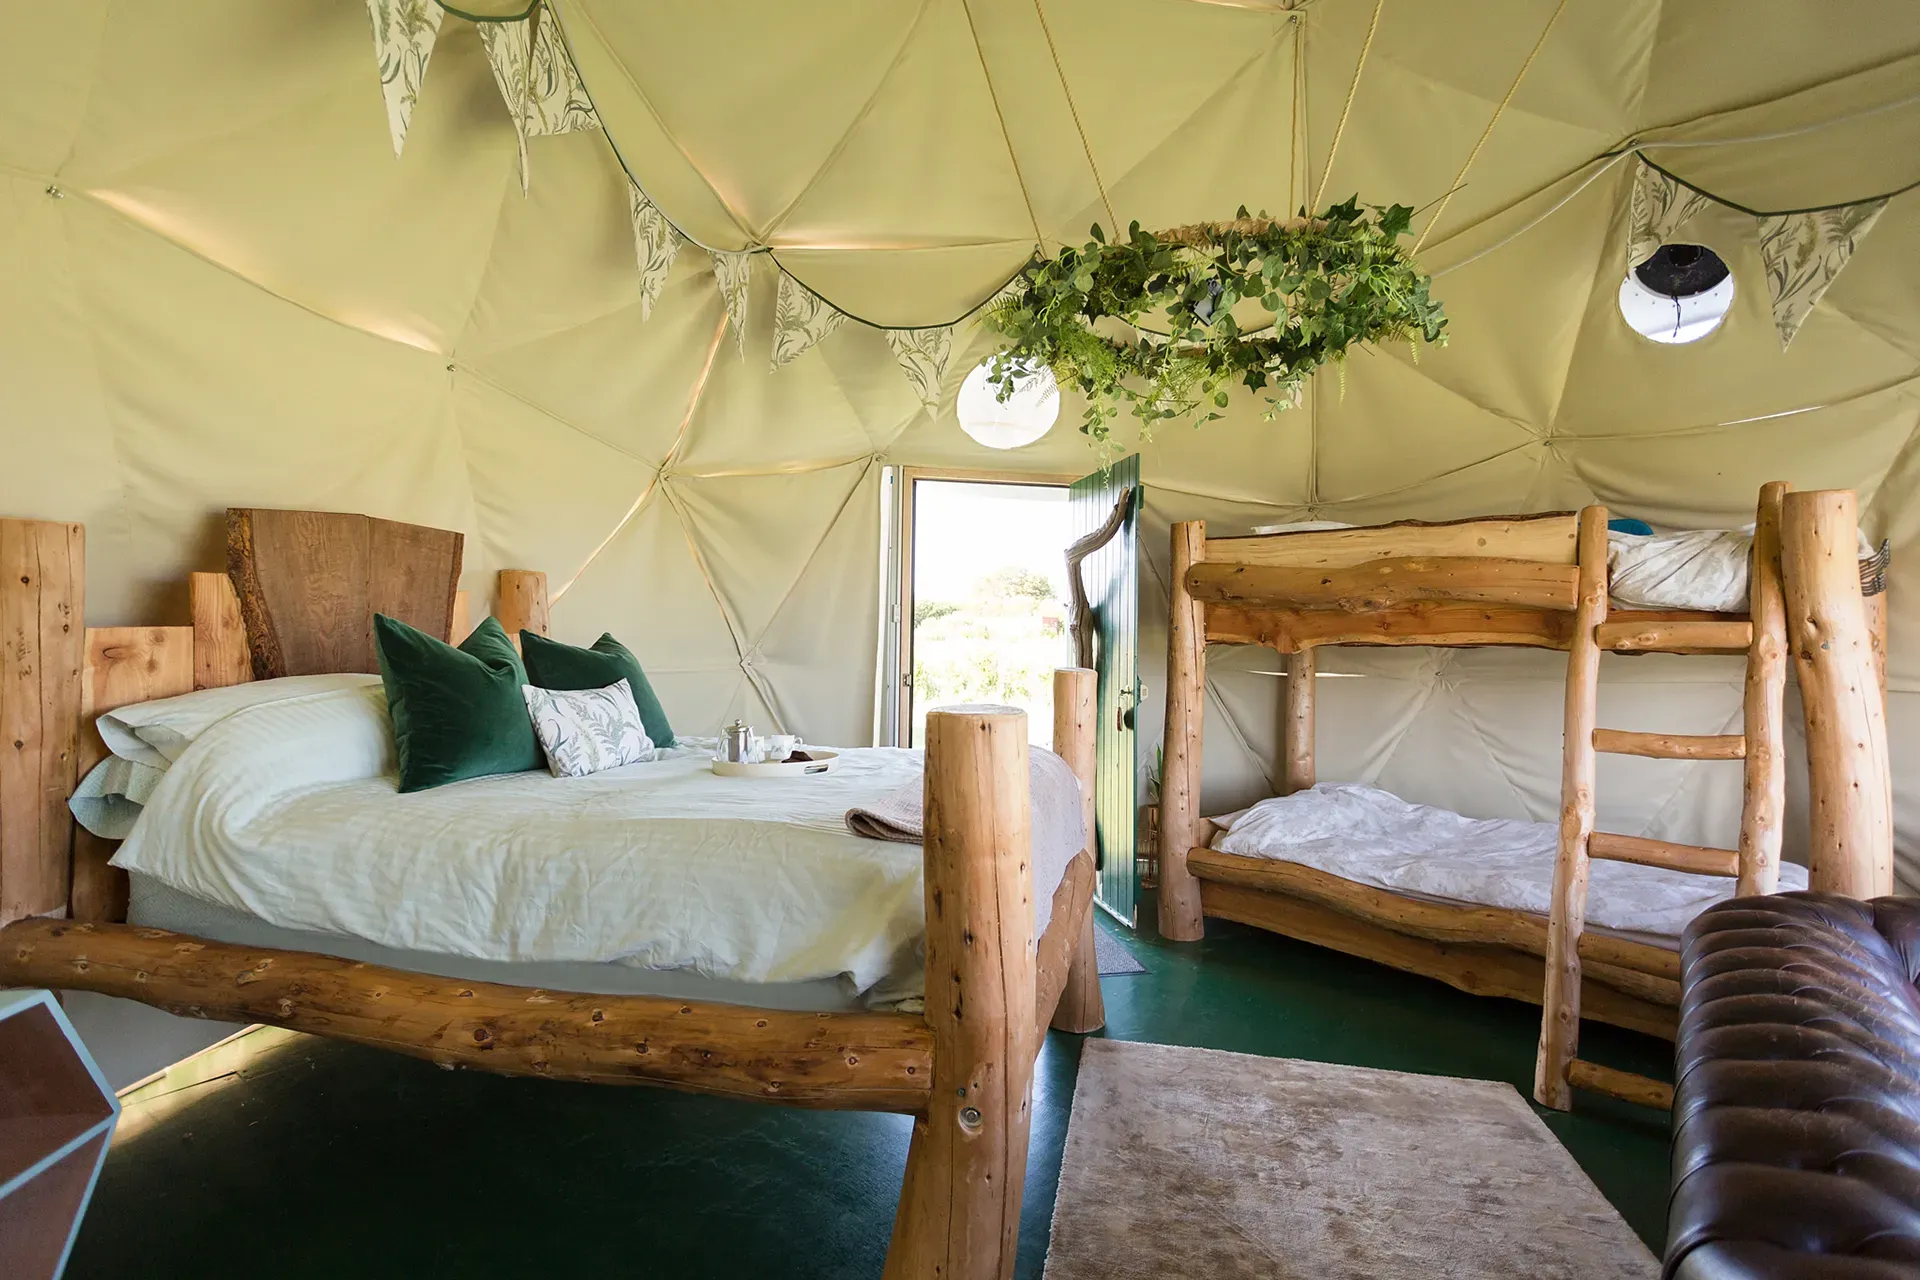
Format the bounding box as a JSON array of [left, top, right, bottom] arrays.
[[765, 733, 800, 760]]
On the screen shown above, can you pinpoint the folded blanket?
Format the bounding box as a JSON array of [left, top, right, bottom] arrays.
[[847, 745, 1087, 875]]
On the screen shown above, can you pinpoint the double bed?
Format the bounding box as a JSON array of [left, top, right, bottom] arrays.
[[0, 507, 1103, 1280]]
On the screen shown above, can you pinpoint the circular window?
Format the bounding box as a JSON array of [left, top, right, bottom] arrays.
[[1618, 243, 1733, 344], [957, 358, 1060, 450]]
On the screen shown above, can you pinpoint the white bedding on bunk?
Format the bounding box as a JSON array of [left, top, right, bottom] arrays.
[[106, 677, 1080, 999], [1209, 783, 1806, 943]]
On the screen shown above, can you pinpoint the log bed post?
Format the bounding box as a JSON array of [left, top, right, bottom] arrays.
[[886, 704, 1036, 1280], [1159, 521, 1207, 942], [0, 519, 84, 927], [1049, 668, 1105, 1035], [1782, 489, 1894, 898], [1534, 505, 1609, 1111], [1737, 481, 1789, 897], [1283, 646, 1316, 795], [496, 569, 550, 645]]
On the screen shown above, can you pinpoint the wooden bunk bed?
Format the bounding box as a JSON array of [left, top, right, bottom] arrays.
[[1156, 484, 1894, 1076], [0, 507, 1105, 1280]]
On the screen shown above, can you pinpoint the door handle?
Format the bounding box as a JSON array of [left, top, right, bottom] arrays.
[[1117, 686, 1136, 732]]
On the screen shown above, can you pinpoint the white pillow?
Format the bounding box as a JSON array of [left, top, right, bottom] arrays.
[[96, 673, 383, 768], [522, 679, 654, 778]]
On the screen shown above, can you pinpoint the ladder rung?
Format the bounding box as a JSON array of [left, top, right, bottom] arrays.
[[1596, 619, 1752, 652], [1592, 729, 1745, 760], [1568, 1058, 1673, 1110], [1589, 831, 1739, 877]]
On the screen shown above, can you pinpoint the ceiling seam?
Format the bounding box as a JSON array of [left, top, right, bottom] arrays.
[[957, 0, 1045, 248], [755, 0, 938, 242], [550, 308, 726, 603]]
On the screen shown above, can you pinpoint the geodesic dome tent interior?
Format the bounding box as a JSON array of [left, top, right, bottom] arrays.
[[6, 0, 1920, 880]]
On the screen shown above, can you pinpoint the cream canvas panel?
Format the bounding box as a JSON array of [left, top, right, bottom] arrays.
[[1, 0, 1918, 886]]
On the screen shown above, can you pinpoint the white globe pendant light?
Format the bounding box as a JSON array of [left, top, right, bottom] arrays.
[[956, 358, 1060, 450]]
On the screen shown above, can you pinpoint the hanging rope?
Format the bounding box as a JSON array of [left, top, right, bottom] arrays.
[[1411, 0, 1570, 254], [1032, 0, 1122, 237], [1310, 0, 1386, 211]]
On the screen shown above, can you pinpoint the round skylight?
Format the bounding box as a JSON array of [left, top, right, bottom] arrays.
[[1618, 244, 1734, 345], [957, 358, 1060, 449]]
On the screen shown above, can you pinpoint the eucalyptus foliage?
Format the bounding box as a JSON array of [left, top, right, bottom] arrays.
[[981, 199, 1447, 446]]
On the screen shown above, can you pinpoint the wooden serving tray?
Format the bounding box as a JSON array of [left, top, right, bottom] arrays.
[[709, 750, 839, 778]]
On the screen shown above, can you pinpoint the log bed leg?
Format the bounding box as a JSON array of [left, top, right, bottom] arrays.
[[1050, 667, 1104, 1035], [1159, 521, 1207, 942], [1738, 481, 1788, 897], [1283, 645, 1316, 795], [1782, 490, 1894, 898], [885, 706, 1035, 1280], [1534, 505, 1609, 1111]]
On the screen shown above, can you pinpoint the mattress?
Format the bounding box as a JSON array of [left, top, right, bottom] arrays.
[[99, 675, 1082, 1007], [1209, 783, 1808, 945], [127, 873, 866, 1011]]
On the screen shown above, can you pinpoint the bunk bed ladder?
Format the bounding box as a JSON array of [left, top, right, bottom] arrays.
[[1534, 484, 1790, 1112]]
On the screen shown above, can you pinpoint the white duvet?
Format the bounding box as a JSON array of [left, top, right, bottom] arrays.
[[1211, 783, 1806, 942], [108, 678, 1067, 996]]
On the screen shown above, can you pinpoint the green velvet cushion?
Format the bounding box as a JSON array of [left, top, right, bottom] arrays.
[[373, 614, 543, 793], [520, 630, 675, 748]]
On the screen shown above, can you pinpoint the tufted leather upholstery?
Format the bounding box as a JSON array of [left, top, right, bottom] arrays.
[[1668, 892, 1920, 1279]]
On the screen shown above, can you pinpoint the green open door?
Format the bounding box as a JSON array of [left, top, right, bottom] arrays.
[[1068, 455, 1139, 927]]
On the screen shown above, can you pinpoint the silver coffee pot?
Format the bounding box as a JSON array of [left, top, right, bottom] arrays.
[[722, 719, 754, 763]]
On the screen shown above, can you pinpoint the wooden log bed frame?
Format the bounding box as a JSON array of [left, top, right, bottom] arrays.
[[0, 507, 1105, 1280], [1157, 484, 1894, 1052]]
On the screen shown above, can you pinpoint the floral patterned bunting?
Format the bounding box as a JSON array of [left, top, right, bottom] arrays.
[[366, 0, 444, 157], [712, 250, 755, 357], [1757, 201, 1887, 349], [770, 273, 845, 370], [1626, 159, 1713, 268], [630, 185, 682, 320], [884, 327, 955, 416], [478, 4, 602, 192]]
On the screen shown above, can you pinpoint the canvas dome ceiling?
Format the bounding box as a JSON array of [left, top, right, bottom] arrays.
[[4, 0, 1920, 875]]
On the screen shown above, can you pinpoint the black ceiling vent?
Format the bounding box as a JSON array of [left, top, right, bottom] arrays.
[[1634, 243, 1730, 299]]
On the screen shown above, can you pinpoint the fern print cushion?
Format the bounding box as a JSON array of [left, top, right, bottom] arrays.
[[522, 679, 654, 778]]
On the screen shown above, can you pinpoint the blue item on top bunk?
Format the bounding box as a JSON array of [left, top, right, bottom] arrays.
[[1607, 517, 1654, 536]]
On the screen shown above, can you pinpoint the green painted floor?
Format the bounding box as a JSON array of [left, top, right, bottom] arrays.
[[69, 901, 1671, 1278]]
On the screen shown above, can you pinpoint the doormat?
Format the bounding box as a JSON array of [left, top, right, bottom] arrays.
[[1093, 928, 1146, 976], [1045, 1039, 1656, 1279]]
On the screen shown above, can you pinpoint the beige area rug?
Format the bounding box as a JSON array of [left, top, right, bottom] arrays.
[[1044, 1039, 1658, 1280]]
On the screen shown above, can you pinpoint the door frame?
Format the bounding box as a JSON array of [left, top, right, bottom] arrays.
[[891, 467, 1081, 747]]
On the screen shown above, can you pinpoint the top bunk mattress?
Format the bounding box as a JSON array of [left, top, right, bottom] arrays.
[[1208, 783, 1806, 945], [99, 675, 1083, 1005]]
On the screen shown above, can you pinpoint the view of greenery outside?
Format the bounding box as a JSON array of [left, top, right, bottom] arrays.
[[910, 564, 1072, 747]]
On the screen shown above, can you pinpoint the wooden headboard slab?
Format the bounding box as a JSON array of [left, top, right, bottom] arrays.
[[227, 509, 463, 679]]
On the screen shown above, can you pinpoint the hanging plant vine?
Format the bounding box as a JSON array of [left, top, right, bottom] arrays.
[[981, 198, 1447, 447]]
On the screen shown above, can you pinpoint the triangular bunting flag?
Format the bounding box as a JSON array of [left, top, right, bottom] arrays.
[[885, 327, 954, 416], [712, 251, 754, 357], [366, 0, 445, 157], [770, 273, 845, 370], [1627, 157, 1713, 268], [1758, 201, 1887, 349], [479, 4, 602, 192], [630, 185, 682, 321]]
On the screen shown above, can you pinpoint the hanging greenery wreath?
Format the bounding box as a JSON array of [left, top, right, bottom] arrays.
[[981, 198, 1447, 447]]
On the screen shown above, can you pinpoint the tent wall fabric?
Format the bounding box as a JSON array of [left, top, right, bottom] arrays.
[[3, 2, 1919, 882]]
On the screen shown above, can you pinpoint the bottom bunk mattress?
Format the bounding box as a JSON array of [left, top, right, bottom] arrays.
[[1208, 783, 1807, 945], [101, 675, 1083, 1010]]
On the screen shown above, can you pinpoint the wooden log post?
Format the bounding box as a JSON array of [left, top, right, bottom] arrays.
[[1049, 668, 1104, 1035], [496, 570, 550, 649], [1782, 490, 1895, 898], [1283, 646, 1316, 794], [886, 706, 1035, 1280], [71, 627, 194, 923], [1159, 522, 1207, 942], [1534, 505, 1609, 1111], [1738, 481, 1789, 897], [0, 519, 84, 928], [189, 572, 252, 691]]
